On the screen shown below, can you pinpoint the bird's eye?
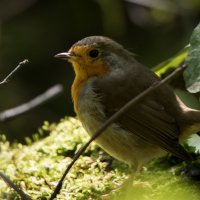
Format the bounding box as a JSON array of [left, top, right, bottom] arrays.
[[88, 49, 99, 58]]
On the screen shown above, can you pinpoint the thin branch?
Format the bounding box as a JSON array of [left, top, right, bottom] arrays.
[[49, 63, 187, 200], [0, 84, 64, 122], [0, 171, 32, 200], [0, 84, 63, 199], [0, 59, 29, 85]]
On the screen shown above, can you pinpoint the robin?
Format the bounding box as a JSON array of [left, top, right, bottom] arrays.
[[55, 36, 200, 175]]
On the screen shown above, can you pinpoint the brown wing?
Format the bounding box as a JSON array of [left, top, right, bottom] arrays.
[[117, 102, 191, 162], [92, 62, 192, 162]]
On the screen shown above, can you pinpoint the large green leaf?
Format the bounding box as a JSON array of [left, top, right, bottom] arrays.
[[184, 22, 200, 93], [153, 45, 189, 76]]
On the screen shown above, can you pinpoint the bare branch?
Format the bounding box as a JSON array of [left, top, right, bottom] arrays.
[[49, 64, 187, 200], [0, 84, 64, 122], [0, 171, 32, 200], [0, 59, 29, 85]]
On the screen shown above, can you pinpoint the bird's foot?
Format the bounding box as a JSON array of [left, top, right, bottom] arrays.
[[100, 178, 151, 199]]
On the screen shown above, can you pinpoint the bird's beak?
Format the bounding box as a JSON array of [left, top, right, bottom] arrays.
[[54, 52, 75, 60]]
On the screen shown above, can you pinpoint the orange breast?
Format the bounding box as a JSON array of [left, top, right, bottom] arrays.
[[72, 77, 87, 114], [71, 59, 109, 114]]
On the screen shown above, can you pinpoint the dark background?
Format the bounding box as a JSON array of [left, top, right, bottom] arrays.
[[0, 0, 200, 141]]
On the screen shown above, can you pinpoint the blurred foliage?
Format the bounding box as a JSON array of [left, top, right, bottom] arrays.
[[0, 0, 200, 141], [153, 45, 189, 76], [184, 22, 200, 93], [0, 117, 200, 199]]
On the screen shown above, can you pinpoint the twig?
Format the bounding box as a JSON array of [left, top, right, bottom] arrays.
[[0, 171, 32, 200], [0, 59, 29, 85], [0, 84, 64, 122], [49, 63, 187, 200]]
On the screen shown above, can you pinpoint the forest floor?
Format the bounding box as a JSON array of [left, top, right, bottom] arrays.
[[0, 117, 200, 200]]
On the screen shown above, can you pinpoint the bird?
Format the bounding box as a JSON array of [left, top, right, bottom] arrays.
[[55, 36, 200, 177]]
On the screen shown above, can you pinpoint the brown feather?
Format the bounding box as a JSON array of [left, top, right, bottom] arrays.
[[92, 61, 192, 162]]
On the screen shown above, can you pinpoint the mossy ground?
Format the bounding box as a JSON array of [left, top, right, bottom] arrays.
[[0, 117, 200, 200]]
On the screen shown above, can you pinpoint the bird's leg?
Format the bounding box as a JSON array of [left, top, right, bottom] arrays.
[[116, 163, 141, 190], [100, 166, 134, 199], [100, 164, 141, 199], [128, 164, 151, 188]]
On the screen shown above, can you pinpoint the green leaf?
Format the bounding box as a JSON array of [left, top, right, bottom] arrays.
[[184, 22, 200, 93], [188, 134, 200, 153], [152, 45, 189, 77]]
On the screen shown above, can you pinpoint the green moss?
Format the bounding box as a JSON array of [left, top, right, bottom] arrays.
[[0, 117, 200, 200]]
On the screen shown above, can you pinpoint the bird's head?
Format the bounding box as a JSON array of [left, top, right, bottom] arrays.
[[55, 36, 133, 79]]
